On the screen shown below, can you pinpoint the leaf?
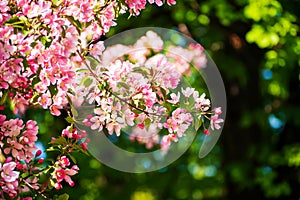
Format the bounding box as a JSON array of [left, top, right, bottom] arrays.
[[4, 15, 25, 28], [84, 78, 93, 87], [117, 82, 130, 90], [76, 68, 89, 73], [66, 16, 82, 32], [46, 146, 59, 152], [22, 57, 29, 69], [65, 116, 74, 124], [49, 136, 67, 145], [0, 90, 8, 105], [194, 116, 203, 130], [52, 0, 63, 7], [132, 67, 150, 76], [48, 85, 58, 97], [56, 193, 69, 200], [21, 172, 29, 179], [75, 144, 90, 156], [71, 105, 78, 117], [41, 36, 52, 48], [86, 56, 99, 69], [145, 118, 151, 129], [68, 153, 77, 164]]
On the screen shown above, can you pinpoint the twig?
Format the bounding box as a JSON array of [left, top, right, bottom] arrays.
[[22, 179, 50, 200]]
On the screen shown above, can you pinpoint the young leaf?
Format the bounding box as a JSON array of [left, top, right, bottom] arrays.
[[194, 116, 203, 130], [49, 136, 67, 145], [56, 193, 69, 200], [68, 153, 77, 164], [65, 116, 74, 124]]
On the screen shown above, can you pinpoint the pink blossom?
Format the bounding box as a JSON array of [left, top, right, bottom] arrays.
[[38, 93, 52, 109], [160, 134, 178, 154], [195, 93, 210, 111], [106, 120, 123, 136], [0, 162, 19, 182], [210, 115, 224, 130], [55, 168, 66, 182], [50, 104, 62, 116], [148, 0, 163, 6], [181, 87, 195, 98], [164, 118, 179, 133], [90, 116, 104, 131], [214, 107, 222, 115], [126, 0, 147, 15], [90, 41, 105, 57], [59, 156, 70, 168], [130, 124, 160, 148], [123, 109, 135, 126], [167, 0, 176, 5], [167, 92, 180, 104]]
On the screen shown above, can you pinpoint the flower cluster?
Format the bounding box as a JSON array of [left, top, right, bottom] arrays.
[[77, 31, 223, 153], [0, 115, 38, 163], [0, 161, 20, 198], [0, 114, 89, 198], [0, 0, 175, 117], [0, 0, 223, 198], [50, 156, 79, 190], [126, 0, 176, 15], [0, 114, 39, 198]]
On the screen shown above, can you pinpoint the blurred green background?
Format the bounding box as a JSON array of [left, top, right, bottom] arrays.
[[24, 0, 300, 199]]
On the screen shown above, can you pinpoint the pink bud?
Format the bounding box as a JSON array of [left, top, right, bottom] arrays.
[[80, 143, 88, 151], [137, 123, 145, 129], [54, 182, 62, 190], [38, 158, 44, 164], [35, 150, 42, 157], [0, 105, 4, 110], [204, 129, 210, 135], [5, 157, 13, 163], [69, 181, 75, 187], [16, 162, 23, 170]]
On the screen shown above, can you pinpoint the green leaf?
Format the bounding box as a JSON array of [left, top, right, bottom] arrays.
[[65, 116, 74, 124], [76, 68, 89, 73], [145, 118, 151, 129], [48, 85, 58, 97], [194, 116, 203, 130], [84, 78, 93, 87], [49, 136, 67, 145], [21, 172, 29, 179], [68, 153, 77, 164], [86, 56, 99, 69], [71, 105, 78, 117], [131, 108, 142, 114], [132, 67, 150, 76], [0, 90, 9, 105], [75, 144, 90, 156], [117, 82, 130, 90], [41, 36, 52, 48], [52, 0, 63, 7], [4, 15, 25, 28], [56, 193, 69, 200], [66, 16, 82, 32]]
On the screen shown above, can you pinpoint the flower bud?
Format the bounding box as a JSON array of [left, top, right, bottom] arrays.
[[204, 129, 210, 135], [38, 158, 44, 164], [16, 162, 23, 170], [35, 150, 42, 157]]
